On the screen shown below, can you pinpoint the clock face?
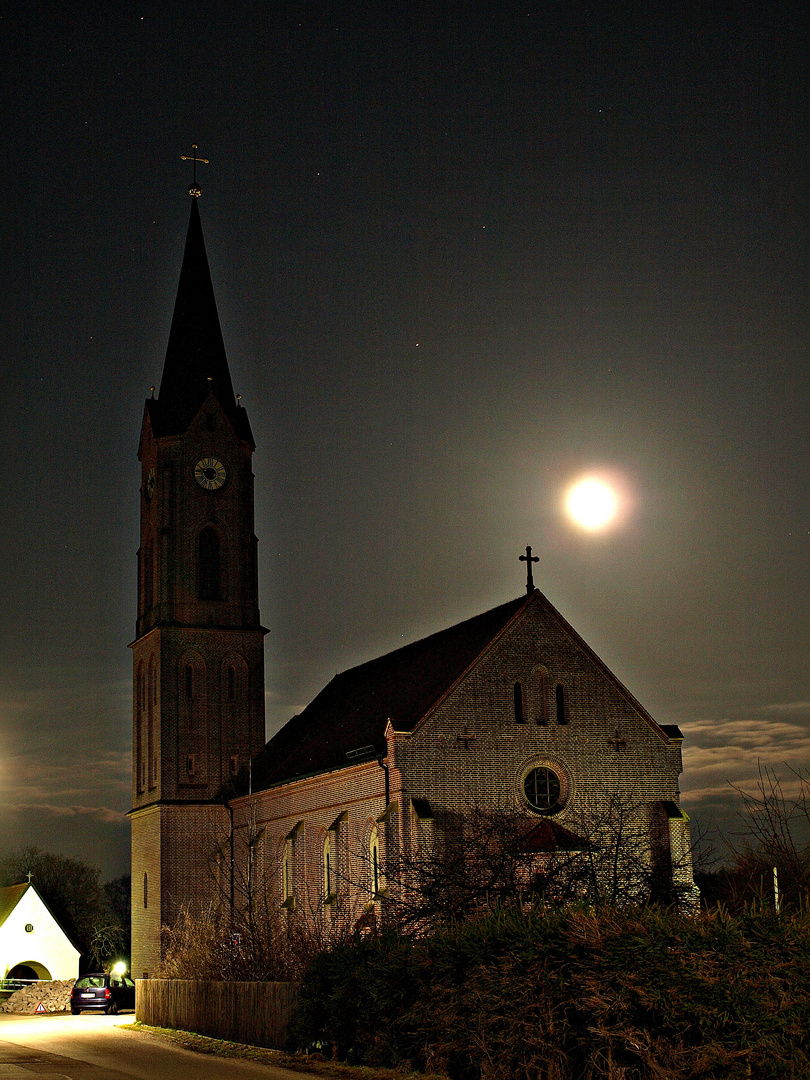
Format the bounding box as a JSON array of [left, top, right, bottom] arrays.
[[195, 457, 227, 491]]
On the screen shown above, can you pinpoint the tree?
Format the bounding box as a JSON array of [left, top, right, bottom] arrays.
[[104, 874, 132, 929], [91, 874, 131, 970], [729, 763, 810, 910]]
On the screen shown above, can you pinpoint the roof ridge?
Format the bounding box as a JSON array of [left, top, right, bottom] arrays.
[[331, 593, 533, 679], [0, 882, 29, 928], [408, 591, 537, 735], [534, 590, 669, 740], [249, 593, 534, 790]]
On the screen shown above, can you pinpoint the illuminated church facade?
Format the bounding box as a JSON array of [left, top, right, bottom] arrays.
[[129, 191, 699, 977]]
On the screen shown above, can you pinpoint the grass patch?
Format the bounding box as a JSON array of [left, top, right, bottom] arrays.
[[122, 1022, 446, 1080]]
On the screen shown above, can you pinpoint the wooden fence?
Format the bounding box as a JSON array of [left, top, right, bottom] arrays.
[[136, 979, 300, 1049]]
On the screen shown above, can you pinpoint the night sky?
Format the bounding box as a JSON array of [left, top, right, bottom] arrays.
[[0, 1, 807, 879]]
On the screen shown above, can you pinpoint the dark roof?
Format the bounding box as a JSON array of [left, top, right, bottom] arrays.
[[150, 198, 252, 443], [660, 724, 684, 741], [517, 819, 592, 852], [247, 587, 673, 795], [250, 593, 533, 789], [0, 883, 27, 927]]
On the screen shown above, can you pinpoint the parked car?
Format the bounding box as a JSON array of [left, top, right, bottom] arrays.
[[70, 973, 136, 1014]]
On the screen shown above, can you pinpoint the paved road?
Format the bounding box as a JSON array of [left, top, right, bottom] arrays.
[[0, 1012, 322, 1080]]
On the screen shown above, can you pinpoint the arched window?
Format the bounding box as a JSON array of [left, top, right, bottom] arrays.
[[555, 683, 568, 725], [282, 847, 290, 898], [185, 665, 194, 701], [147, 657, 156, 788], [135, 679, 143, 793], [144, 540, 154, 610], [513, 682, 526, 723], [323, 836, 333, 900], [143, 872, 148, 909], [369, 825, 381, 896], [198, 527, 222, 601], [282, 844, 293, 904], [282, 826, 300, 909], [227, 666, 236, 703]]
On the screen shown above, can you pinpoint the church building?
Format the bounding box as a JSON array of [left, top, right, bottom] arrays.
[[129, 187, 699, 977]]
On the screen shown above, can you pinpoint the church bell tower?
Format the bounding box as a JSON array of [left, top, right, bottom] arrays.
[[129, 181, 266, 976]]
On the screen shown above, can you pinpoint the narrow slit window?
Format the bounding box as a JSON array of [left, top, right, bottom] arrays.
[[185, 665, 193, 701]]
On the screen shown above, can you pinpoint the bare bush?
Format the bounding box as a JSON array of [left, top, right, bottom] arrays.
[[732, 763, 810, 909], [364, 792, 698, 935], [159, 794, 363, 980]]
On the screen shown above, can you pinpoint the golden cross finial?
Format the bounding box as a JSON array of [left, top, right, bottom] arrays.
[[181, 144, 209, 196]]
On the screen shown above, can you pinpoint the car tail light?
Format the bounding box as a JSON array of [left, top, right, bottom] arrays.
[[104, 989, 111, 999]]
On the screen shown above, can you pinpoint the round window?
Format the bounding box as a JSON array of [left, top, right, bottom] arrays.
[[523, 766, 563, 814]]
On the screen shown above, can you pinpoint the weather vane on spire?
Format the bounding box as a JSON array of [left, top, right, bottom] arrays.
[[519, 545, 539, 594], [181, 144, 209, 197]]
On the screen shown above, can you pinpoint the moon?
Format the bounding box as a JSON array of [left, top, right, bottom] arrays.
[[565, 476, 619, 531]]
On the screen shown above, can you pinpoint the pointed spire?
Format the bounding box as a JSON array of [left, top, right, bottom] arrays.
[[153, 197, 248, 438]]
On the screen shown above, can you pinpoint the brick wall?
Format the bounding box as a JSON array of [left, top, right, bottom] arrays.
[[131, 802, 230, 977]]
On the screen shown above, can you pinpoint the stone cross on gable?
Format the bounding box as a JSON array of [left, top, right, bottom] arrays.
[[519, 545, 539, 594], [607, 729, 627, 751]]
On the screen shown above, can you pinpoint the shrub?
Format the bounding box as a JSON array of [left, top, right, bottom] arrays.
[[291, 905, 810, 1079]]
